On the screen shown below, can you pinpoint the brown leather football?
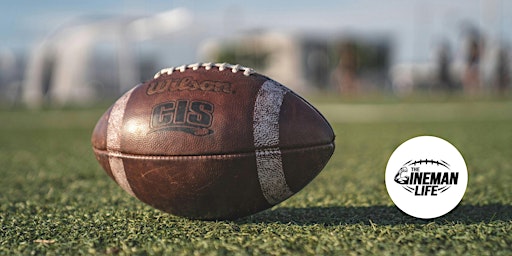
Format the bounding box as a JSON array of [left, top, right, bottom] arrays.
[[91, 63, 335, 220]]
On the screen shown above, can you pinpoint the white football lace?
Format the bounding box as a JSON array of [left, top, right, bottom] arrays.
[[154, 62, 255, 78]]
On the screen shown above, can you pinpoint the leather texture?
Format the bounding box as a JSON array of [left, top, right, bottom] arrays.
[[91, 65, 335, 220]]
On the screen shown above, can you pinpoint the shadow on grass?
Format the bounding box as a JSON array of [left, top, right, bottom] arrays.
[[239, 204, 512, 226]]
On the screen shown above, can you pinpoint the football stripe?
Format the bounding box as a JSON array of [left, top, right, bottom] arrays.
[[108, 157, 135, 197], [253, 80, 294, 205], [106, 87, 136, 197]]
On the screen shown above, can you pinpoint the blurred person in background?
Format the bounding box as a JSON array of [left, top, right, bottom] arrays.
[[462, 31, 483, 95], [333, 41, 360, 96], [495, 47, 510, 94]]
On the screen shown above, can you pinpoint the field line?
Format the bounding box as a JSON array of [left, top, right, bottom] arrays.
[[316, 102, 512, 123]]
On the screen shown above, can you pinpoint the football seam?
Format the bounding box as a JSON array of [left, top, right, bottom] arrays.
[[93, 142, 334, 160]]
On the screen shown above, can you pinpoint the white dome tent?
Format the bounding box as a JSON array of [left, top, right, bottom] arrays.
[[22, 8, 192, 108]]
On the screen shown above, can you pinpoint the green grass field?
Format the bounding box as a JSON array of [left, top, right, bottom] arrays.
[[1, 99, 511, 255]]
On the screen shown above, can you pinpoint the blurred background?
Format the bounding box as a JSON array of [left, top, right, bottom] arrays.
[[0, 0, 511, 107]]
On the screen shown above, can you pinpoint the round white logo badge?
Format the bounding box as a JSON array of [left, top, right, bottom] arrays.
[[385, 136, 468, 219]]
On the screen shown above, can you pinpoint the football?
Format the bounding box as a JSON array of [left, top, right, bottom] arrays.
[[91, 62, 335, 220]]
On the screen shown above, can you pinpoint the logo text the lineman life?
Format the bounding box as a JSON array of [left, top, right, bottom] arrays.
[[394, 159, 459, 196]]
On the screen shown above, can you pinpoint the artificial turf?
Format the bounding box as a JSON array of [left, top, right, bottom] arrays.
[[0, 100, 511, 255]]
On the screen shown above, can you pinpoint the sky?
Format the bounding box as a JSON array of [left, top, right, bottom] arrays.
[[1, 0, 512, 63]]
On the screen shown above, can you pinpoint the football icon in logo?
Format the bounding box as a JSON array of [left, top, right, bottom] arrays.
[[393, 159, 456, 196]]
